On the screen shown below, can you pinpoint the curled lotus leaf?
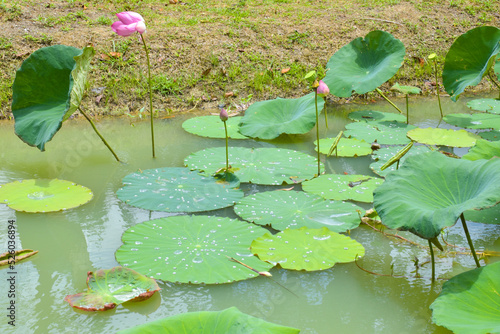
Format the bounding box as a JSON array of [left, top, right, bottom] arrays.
[[118, 307, 300, 334], [251, 227, 365, 271], [430, 262, 500, 334], [0, 249, 38, 267], [234, 190, 362, 232], [0, 179, 93, 213], [64, 267, 160, 311], [373, 151, 500, 240]]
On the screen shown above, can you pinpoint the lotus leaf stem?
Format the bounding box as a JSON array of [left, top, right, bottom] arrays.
[[487, 72, 500, 99], [315, 91, 321, 176], [223, 120, 229, 172], [140, 34, 156, 158], [428, 239, 435, 282], [79, 107, 120, 162], [375, 88, 404, 114], [432, 59, 444, 118], [324, 105, 328, 129], [405, 94, 409, 124], [460, 213, 480, 268]]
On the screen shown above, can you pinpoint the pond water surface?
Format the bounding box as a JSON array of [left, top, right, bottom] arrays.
[[1, 95, 499, 333]]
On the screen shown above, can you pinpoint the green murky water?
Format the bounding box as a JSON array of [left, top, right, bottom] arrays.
[[1, 96, 499, 333]]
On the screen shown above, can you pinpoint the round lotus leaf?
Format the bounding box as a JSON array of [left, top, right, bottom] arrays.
[[443, 26, 500, 101], [302, 174, 383, 203], [251, 227, 365, 271], [181, 115, 248, 139], [370, 145, 433, 177], [430, 262, 500, 334], [467, 98, 500, 114], [390, 83, 421, 95], [348, 110, 407, 123], [443, 113, 500, 130], [238, 92, 323, 140], [479, 130, 500, 141], [323, 30, 405, 97], [0, 179, 93, 213], [315, 137, 372, 157], [465, 203, 500, 225], [64, 267, 160, 311], [234, 191, 362, 232], [118, 307, 300, 334], [115, 215, 273, 284], [462, 139, 500, 161], [344, 121, 415, 145], [373, 151, 500, 240], [406, 127, 481, 147], [12, 45, 94, 151], [185, 147, 322, 185], [116, 167, 243, 212]]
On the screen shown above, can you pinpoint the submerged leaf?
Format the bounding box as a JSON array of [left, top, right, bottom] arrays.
[[64, 267, 160, 311]]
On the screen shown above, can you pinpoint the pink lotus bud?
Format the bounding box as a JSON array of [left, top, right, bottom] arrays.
[[111, 11, 146, 37], [316, 80, 330, 98], [219, 108, 228, 122]]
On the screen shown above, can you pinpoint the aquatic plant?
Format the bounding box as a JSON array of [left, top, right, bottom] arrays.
[[428, 53, 444, 118], [112, 11, 156, 158], [390, 83, 421, 124], [182, 115, 248, 139]]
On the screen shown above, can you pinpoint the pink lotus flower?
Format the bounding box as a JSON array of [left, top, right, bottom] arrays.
[[316, 80, 329, 98], [219, 108, 229, 122], [111, 11, 146, 37]]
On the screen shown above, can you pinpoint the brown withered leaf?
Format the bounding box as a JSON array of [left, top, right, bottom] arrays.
[[281, 68, 290, 74], [224, 91, 234, 97], [0, 249, 38, 267], [202, 68, 211, 77]]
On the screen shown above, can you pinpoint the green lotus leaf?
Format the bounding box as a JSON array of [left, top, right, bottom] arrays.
[[238, 93, 323, 139], [11, 45, 94, 151], [370, 145, 433, 177], [251, 227, 365, 271], [348, 110, 407, 123], [479, 130, 500, 141], [467, 98, 500, 114], [373, 152, 500, 240], [234, 191, 362, 232], [116, 167, 243, 213], [442, 26, 500, 101], [302, 174, 383, 203], [182, 115, 248, 139], [462, 139, 500, 161], [323, 30, 405, 97], [406, 127, 481, 147], [115, 216, 273, 284], [64, 267, 160, 311], [185, 147, 322, 185], [344, 121, 415, 145], [315, 137, 372, 157], [430, 261, 500, 334], [465, 203, 500, 225], [390, 83, 421, 95], [443, 113, 500, 130], [118, 307, 300, 334], [0, 179, 92, 213]]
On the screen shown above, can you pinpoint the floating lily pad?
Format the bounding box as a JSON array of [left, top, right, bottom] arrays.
[[370, 145, 433, 177], [479, 130, 500, 141], [348, 110, 407, 123], [443, 113, 500, 130], [407, 127, 480, 147], [238, 93, 323, 140], [115, 215, 273, 284], [390, 83, 421, 95], [464, 204, 500, 225], [0, 179, 93, 213], [234, 191, 362, 232], [64, 267, 160, 311], [12, 45, 94, 151], [442, 26, 500, 101], [315, 137, 372, 157], [251, 227, 365, 271], [182, 115, 248, 139], [344, 121, 415, 145], [118, 307, 300, 334], [373, 151, 500, 240], [467, 98, 500, 114], [430, 261, 500, 334], [185, 147, 322, 185], [116, 167, 243, 212], [462, 139, 500, 160], [302, 174, 383, 203], [0, 249, 38, 267], [323, 30, 405, 97]]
